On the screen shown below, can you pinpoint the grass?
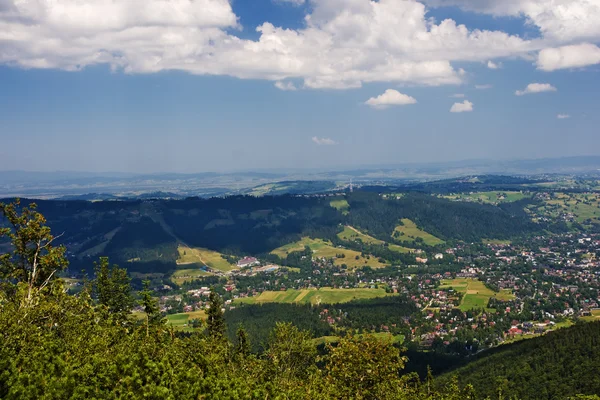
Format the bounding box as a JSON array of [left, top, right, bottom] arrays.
[[165, 311, 206, 332], [271, 237, 388, 269], [393, 219, 444, 246], [330, 199, 350, 215], [580, 310, 600, 322], [171, 268, 212, 285], [440, 279, 515, 312], [177, 246, 235, 272], [235, 287, 392, 306], [338, 226, 412, 253], [313, 332, 404, 346], [534, 193, 600, 225]]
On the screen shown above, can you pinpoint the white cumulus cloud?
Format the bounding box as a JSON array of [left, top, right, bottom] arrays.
[[450, 100, 473, 113], [365, 89, 417, 109], [557, 114, 571, 119], [487, 60, 501, 69], [312, 137, 337, 146], [274, 81, 297, 91], [515, 83, 557, 96], [537, 43, 600, 71]]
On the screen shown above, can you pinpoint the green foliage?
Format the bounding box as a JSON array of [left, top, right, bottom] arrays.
[[0, 199, 68, 303], [438, 321, 600, 399], [94, 256, 134, 319], [207, 290, 226, 339]]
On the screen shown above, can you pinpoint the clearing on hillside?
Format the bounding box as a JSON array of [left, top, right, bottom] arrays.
[[166, 311, 206, 332], [440, 278, 515, 311], [177, 246, 235, 272], [338, 226, 411, 253], [330, 199, 350, 215], [392, 219, 444, 246], [271, 237, 388, 269], [236, 287, 392, 305]]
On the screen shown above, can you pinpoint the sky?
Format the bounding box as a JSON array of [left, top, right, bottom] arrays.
[[1, 0, 600, 173]]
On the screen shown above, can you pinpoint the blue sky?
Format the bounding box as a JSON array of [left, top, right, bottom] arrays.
[[1, 0, 599, 173]]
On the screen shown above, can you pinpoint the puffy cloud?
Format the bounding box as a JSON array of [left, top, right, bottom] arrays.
[[475, 84, 493, 89], [537, 43, 600, 71], [365, 89, 417, 109], [450, 100, 473, 113], [557, 114, 571, 119], [0, 0, 542, 89], [274, 81, 298, 91], [273, 0, 306, 5], [515, 83, 557, 96], [312, 137, 337, 145], [422, 0, 600, 42], [487, 60, 501, 69]]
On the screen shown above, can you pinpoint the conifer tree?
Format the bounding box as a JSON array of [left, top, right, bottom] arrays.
[[206, 289, 226, 339], [94, 257, 134, 320]]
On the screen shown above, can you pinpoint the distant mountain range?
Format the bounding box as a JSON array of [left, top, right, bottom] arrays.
[[1, 155, 599, 199]]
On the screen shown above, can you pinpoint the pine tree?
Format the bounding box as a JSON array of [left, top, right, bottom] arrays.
[[138, 280, 162, 336], [94, 257, 134, 320], [235, 325, 251, 358], [206, 289, 226, 339]]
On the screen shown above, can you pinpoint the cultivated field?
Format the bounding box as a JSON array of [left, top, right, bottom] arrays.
[[166, 310, 206, 331], [177, 245, 235, 272], [393, 219, 444, 246], [338, 226, 412, 253], [236, 287, 392, 305], [171, 268, 212, 285], [440, 278, 515, 311], [271, 237, 388, 268]]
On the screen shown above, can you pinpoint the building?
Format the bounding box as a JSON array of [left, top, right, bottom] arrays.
[[237, 257, 259, 268]]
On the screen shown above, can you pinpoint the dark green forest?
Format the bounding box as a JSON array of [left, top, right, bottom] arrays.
[[437, 321, 600, 399]]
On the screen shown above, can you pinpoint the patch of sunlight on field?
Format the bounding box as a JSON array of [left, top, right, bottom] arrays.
[[177, 246, 235, 272], [440, 278, 515, 312], [392, 219, 444, 246]]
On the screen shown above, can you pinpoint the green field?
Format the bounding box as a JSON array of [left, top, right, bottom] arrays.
[[271, 237, 388, 268], [531, 193, 600, 226], [444, 191, 529, 204], [176, 246, 235, 272], [171, 268, 212, 285], [393, 219, 444, 246], [338, 226, 412, 253], [440, 278, 515, 312], [314, 332, 404, 346], [580, 310, 600, 322], [330, 199, 350, 215], [166, 311, 206, 331], [236, 288, 392, 306]]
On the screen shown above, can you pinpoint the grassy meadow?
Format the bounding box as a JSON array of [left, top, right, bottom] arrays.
[[440, 278, 515, 312], [235, 287, 392, 306], [337, 226, 412, 253], [177, 246, 235, 272], [393, 219, 444, 246], [271, 237, 388, 268]]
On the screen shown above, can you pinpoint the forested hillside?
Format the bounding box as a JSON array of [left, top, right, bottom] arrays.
[[438, 321, 600, 399], [0, 191, 565, 275]]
